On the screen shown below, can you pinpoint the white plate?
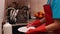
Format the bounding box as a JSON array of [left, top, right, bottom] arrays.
[[18, 26, 35, 33]]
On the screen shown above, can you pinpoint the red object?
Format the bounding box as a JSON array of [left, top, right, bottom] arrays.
[[26, 24, 46, 34], [43, 4, 54, 25], [34, 23, 46, 32], [26, 19, 41, 27]]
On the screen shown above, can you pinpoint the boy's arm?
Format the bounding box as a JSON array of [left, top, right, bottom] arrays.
[[26, 20, 60, 34], [46, 19, 60, 31], [27, 18, 45, 27]]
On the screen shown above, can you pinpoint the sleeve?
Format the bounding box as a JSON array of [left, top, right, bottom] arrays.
[[52, 0, 60, 18]]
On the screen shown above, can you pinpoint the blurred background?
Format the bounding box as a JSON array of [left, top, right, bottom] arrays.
[[0, 0, 51, 34]]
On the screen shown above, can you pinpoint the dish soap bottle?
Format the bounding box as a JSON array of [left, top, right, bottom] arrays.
[[3, 21, 12, 34]]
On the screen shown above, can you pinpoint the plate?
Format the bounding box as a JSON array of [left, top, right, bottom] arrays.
[[18, 26, 35, 33]]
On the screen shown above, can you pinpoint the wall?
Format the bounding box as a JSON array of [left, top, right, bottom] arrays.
[[5, 0, 48, 16], [30, 0, 47, 16], [5, 0, 29, 8], [0, 0, 5, 34]]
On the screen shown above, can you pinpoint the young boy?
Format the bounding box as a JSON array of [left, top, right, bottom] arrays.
[[26, 0, 60, 34]]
